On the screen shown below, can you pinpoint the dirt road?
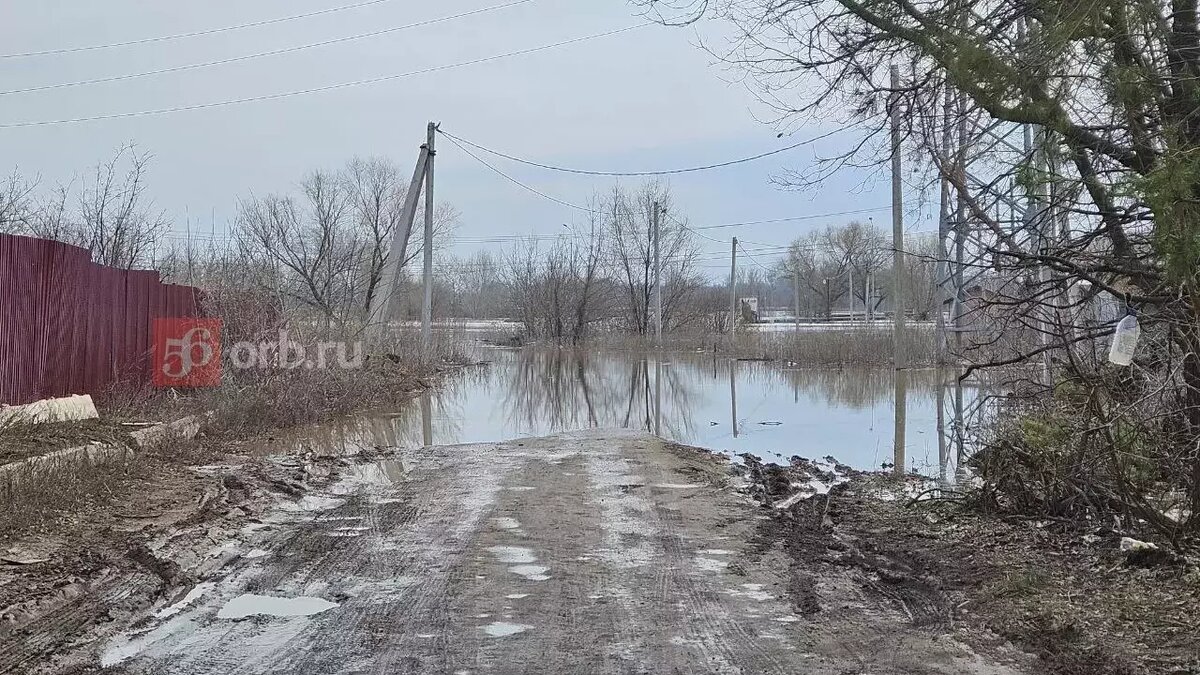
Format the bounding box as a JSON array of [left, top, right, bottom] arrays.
[[97, 431, 1027, 674]]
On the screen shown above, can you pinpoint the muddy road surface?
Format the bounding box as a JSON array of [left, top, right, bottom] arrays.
[[95, 431, 1026, 674]]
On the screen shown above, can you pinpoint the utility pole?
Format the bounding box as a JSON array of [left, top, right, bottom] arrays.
[[729, 237, 738, 337], [653, 202, 662, 348], [891, 65, 907, 357], [890, 64, 907, 476], [848, 264, 855, 323], [421, 122, 437, 350], [793, 271, 801, 331], [366, 135, 430, 344]]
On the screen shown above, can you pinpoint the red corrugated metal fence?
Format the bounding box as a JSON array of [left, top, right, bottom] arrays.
[[0, 233, 205, 406]]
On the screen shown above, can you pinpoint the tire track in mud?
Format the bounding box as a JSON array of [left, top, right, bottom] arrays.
[[615, 445, 790, 674]]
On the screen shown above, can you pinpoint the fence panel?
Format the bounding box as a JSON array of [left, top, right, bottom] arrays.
[[0, 233, 204, 406]]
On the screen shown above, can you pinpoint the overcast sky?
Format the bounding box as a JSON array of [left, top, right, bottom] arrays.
[[0, 0, 935, 277]]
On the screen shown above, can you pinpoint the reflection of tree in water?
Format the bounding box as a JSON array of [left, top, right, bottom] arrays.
[[729, 362, 938, 409], [256, 405, 437, 456], [501, 348, 698, 437]]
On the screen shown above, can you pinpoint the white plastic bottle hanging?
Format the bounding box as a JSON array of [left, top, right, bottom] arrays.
[[1107, 310, 1140, 366]]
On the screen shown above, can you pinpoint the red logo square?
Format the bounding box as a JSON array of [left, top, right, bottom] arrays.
[[153, 318, 222, 388]]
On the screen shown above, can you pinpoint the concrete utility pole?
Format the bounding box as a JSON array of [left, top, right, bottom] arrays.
[[890, 64, 907, 476], [848, 264, 855, 322], [793, 271, 801, 330], [421, 122, 437, 350], [653, 201, 662, 348], [891, 66, 907, 358], [366, 138, 430, 344], [729, 237, 739, 336]]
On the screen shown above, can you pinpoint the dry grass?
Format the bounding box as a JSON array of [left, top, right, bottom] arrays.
[[736, 327, 939, 366], [0, 448, 144, 540], [0, 325, 472, 541], [570, 326, 939, 366]]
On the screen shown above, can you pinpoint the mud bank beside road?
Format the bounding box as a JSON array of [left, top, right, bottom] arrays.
[[747, 463, 1200, 675]]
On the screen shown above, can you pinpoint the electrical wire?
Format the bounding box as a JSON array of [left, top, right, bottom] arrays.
[[0, 23, 650, 129], [738, 241, 778, 274], [691, 206, 889, 230], [439, 128, 865, 257], [439, 132, 593, 212], [0, 0, 534, 97], [1, 0, 405, 60], [437, 126, 850, 177]]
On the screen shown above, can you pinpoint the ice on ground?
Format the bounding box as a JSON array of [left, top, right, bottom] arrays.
[[493, 517, 521, 530], [695, 556, 729, 573], [510, 564, 551, 581], [488, 546, 538, 564], [216, 594, 339, 620], [728, 583, 773, 602], [244, 549, 270, 559], [101, 616, 196, 667], [483, 621, 532, 637], [154, 582, 215, 620], [654, 483, 701, 489], [505, 593, 529, 599], [280, 496, 346, 512]]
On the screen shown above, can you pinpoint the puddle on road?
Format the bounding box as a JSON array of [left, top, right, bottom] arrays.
[[251, 347, 955, 472], [216, 594, 339, 620]]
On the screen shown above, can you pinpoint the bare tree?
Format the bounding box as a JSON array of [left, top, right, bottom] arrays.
[[75, 144, 167, 269], [237, 170, 362, 321], [0, 170, 36, 233], [344, 157, 405, 316], [21, 145, 167, 269], [606, 182, 701, 333]]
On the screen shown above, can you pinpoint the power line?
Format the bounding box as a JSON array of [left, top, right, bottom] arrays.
[[0, 23, 650, 129], [0, 0, 406, 60], [437, 126, 849, 177], [439, 132, 593, 212], [440, 128, 878, 257], [738, 241, 777, 274], [0, 1, 533, 97], [692, 206, 889, 230]]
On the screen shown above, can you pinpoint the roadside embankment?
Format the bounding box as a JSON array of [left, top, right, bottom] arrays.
[[742, 457, 1200, 675]]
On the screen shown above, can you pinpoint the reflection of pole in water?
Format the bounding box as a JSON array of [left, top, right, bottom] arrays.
[[730, 359, 739, 439], [936, 368, 949, 484], [954, 370, 965, 475], [893, 369, 907, 475], [421, 393, 433, 447], [654, 358, 662, 437]]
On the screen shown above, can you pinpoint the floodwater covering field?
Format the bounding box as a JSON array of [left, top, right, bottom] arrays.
[[259, 346, 948, 473]]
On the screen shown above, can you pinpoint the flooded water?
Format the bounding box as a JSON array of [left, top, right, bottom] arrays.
[[263, 347, 949, 473]]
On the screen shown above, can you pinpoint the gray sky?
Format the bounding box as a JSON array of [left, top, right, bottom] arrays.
[[0, 0, 933, 277]]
